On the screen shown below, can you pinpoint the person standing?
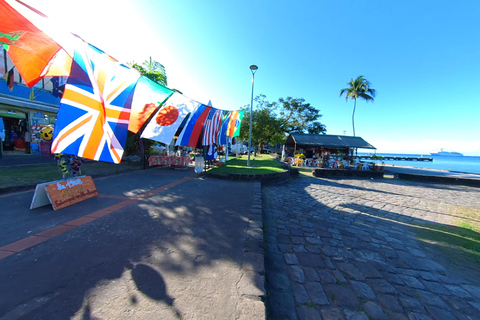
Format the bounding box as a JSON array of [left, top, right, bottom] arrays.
[[24, 130, 31, 154]]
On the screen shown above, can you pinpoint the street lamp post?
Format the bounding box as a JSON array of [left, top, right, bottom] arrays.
[[248, 65, 258, 167]]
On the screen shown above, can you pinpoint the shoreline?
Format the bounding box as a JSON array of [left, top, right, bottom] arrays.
[[385, 163, 480, 175], [383, 163, 480, 180]]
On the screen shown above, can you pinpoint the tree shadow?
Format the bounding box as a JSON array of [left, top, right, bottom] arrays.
[[130, 263, 181, 319], [0, 169, 261, 319], [263, 176, 480, 319]]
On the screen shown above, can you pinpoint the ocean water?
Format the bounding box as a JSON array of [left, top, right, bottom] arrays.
[[358, 153, 480, 175]]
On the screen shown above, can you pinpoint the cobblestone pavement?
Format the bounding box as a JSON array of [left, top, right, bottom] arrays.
[[263, 177, 480, 320]]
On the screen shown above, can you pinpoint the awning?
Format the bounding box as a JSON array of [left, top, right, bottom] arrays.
[[0, 109, 26, 119], [285, 133, 376, 149]]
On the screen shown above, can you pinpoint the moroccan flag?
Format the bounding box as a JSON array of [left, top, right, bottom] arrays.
[[51, 43, 140, 163], [6, 67, 14, 91], [176, 104, 211, 147], [140, 92, 199, 145], [202, 108, 223, 146], [0, 0, 72, 87], [129, 76, 174, 134], [216, 110, 232, 145]]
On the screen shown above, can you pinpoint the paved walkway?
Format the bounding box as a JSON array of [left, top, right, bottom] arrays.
[[263, 177, 480, 319], [0, 168, 265, 319]]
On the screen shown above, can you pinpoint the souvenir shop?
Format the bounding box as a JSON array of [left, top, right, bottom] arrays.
[[0, 104, 57, 155]]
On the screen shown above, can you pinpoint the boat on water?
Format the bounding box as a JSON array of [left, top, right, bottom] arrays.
[[430, 149, 463, 156]]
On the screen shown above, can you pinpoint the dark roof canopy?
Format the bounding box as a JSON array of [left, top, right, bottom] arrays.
[[285, 133, 376, 149]]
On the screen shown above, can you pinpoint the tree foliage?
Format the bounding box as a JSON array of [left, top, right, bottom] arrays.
[[129, 57, 167, 86], [124, 58, 168, 157], [239, 94, 326, 152], [339, 75, 375, 137]]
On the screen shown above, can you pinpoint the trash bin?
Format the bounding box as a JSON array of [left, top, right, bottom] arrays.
[[194, 155, 204, 173]]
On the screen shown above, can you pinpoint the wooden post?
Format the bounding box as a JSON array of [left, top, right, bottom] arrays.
[[140, 138, 146, 170]]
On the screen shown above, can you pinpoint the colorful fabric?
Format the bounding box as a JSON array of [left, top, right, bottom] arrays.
[[202, 108, 223, 146], [226, 110, 245, 137], [216, 110, 232, 145], [231, 110, 244, 137], [140, 92, 199, 145], [51, 43, 140, 163], [129, 76, 174, 134], [176, 103, 211, 147], [0, 0, 73, 87]]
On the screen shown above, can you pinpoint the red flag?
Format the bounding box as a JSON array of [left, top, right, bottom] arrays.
[[0, 0, 72, 87]]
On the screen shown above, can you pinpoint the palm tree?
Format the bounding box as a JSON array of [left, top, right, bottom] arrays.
[[339, 75, 376, 137]]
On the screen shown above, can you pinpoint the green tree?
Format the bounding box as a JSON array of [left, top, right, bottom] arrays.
[[124, 58, 168, 158], [339, 75, 376, 137], [129, 57, 167, 86], [240, 95, 326, 153]]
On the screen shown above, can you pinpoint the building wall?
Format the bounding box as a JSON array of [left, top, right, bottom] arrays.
[[1, 48, 62, 154]]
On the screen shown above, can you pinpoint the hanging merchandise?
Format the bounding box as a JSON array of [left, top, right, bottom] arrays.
[[55, 153, 84, 178], [40, 125, 54, 141]]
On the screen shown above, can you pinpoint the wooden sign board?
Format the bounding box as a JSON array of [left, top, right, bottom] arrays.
[[45, 176, 99, 210], [30, 178, 67, 209]]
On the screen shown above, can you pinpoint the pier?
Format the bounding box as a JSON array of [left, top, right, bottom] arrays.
[[354, 155, 433, 162]]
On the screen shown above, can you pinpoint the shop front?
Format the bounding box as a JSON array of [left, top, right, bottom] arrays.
[[0, 101, 57, 156]]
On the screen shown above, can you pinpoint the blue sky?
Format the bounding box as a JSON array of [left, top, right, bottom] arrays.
[[28, 0, 480, 155]]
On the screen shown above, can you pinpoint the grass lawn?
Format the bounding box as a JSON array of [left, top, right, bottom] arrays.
[[409, 215, 480, 269], [0, 161, 143, 189], [207, 153, 285, 175]]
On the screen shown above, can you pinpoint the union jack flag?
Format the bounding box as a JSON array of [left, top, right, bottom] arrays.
[[51, 43, 139, 163], [202, 108, 223, 146]]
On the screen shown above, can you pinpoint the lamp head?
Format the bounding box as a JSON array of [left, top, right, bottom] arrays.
[[249, 65, 258, 74]]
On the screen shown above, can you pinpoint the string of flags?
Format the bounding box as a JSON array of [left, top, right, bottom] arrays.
[[0, 0, 245, 163]]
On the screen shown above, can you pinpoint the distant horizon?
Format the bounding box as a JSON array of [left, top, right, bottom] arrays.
[[358, 150, 480, 157]]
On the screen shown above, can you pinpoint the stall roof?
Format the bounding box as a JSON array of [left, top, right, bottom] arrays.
[[285, 133, 376, 149]]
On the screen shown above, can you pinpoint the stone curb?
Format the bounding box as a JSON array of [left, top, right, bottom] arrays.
[[397, 172, 480, 188], [237, 181, 266, 319], [206, 170, 290, 185]]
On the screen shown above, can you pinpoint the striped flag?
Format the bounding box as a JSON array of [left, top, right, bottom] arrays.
[[216, 110, 232, 145], [51, 43, 140, 163], [227, 110, 245, 137], [202, 108, 223, 146], [176, 104, 211, 147], [232, 110, 244, 137], [140, 92, 200, 145]]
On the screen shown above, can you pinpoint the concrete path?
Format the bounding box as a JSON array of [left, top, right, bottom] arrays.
[[263, 176, 480, 319], [0, 168, 265, 319]]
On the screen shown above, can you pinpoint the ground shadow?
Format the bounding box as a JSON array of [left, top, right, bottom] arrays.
[[263, 175, 480, 319], [0, 168, 259, 319]]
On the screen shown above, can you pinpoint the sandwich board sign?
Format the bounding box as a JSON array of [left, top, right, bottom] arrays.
[[30, 176, 98, 210]]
